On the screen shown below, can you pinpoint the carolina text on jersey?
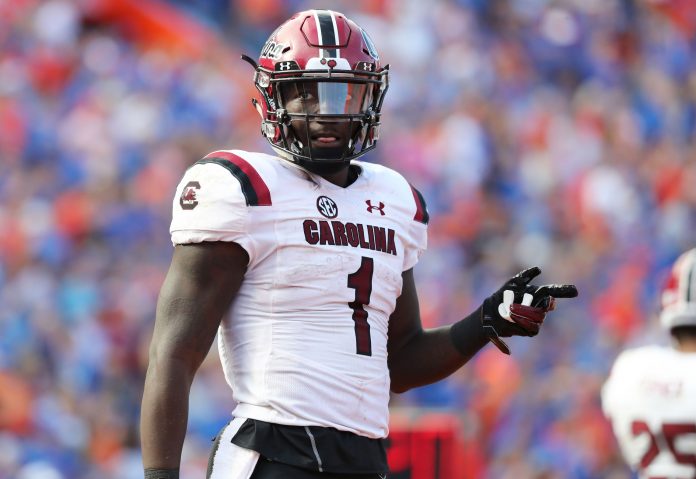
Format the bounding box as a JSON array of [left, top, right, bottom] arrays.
[[303, 219, 397, 255]]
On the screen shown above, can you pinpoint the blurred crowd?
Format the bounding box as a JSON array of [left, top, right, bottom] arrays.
[[1, 0, 695, 477]]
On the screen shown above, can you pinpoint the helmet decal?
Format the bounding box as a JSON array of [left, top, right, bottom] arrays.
[[360, 28, 379, 61], [260, 39, 288, 60]]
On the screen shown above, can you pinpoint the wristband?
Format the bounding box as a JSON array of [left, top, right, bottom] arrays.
[[144, 468, 180, 479], [449, 306, 488, 357]]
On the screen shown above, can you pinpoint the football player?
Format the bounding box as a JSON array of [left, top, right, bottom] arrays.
[[602, 248, 696, 479], [140, 9, 578, 479]]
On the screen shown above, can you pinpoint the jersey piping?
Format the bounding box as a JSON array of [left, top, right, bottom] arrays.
[[409, 185, 429, 224], [199, 151, 273, 206]]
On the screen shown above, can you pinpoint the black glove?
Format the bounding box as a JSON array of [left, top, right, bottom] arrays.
[[481, 267, 578, 355]]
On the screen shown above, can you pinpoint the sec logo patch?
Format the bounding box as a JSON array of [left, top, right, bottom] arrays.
[[316, 196, 338, 218]]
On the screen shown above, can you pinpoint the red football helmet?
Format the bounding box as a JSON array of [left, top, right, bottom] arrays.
[[242, 9, 388, 172], [660, 248, 696, 330]]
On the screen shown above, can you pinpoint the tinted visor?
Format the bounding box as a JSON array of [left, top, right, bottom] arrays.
[[279, 81, 373, 115]]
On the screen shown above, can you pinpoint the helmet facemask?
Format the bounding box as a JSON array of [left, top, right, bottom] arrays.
[[278, 76, 376, 170]]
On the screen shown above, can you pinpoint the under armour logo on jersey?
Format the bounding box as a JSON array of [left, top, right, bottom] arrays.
[[179, 181, 200, 210], [366, 200, 385, 215], [317, 196, 338, 218]]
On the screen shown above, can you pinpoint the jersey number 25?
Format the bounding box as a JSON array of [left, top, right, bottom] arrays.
[[631, 419, 696, 473]]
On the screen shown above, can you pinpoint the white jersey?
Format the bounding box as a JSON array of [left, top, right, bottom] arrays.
[[602, 345, 696, 479], [170, 150, 428, 439]]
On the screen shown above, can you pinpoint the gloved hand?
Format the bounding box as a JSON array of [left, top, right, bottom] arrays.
[[481, 267, 578, 355]]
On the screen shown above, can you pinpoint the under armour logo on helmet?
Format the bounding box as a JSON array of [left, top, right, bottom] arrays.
[[366, 200, 385, 215], [278, 61, 293, 71]]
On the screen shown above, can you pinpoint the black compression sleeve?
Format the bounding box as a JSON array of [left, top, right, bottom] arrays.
[[449, 306, 489, 357], [144, 468, 179, 479]]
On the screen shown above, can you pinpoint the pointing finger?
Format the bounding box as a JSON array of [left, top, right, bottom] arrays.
[[534, 284, 578, 299]]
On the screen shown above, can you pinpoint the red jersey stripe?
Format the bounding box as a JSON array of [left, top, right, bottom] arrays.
[[410, 185, 429, 224], [203, 151, 272, 206]]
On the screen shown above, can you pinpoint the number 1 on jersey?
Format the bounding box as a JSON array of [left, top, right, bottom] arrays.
[[347, 257, 374, 356]]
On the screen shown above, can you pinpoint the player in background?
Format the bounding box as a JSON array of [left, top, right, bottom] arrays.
[[602, 248, 696, 479], [140, 9, 578, 479]]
